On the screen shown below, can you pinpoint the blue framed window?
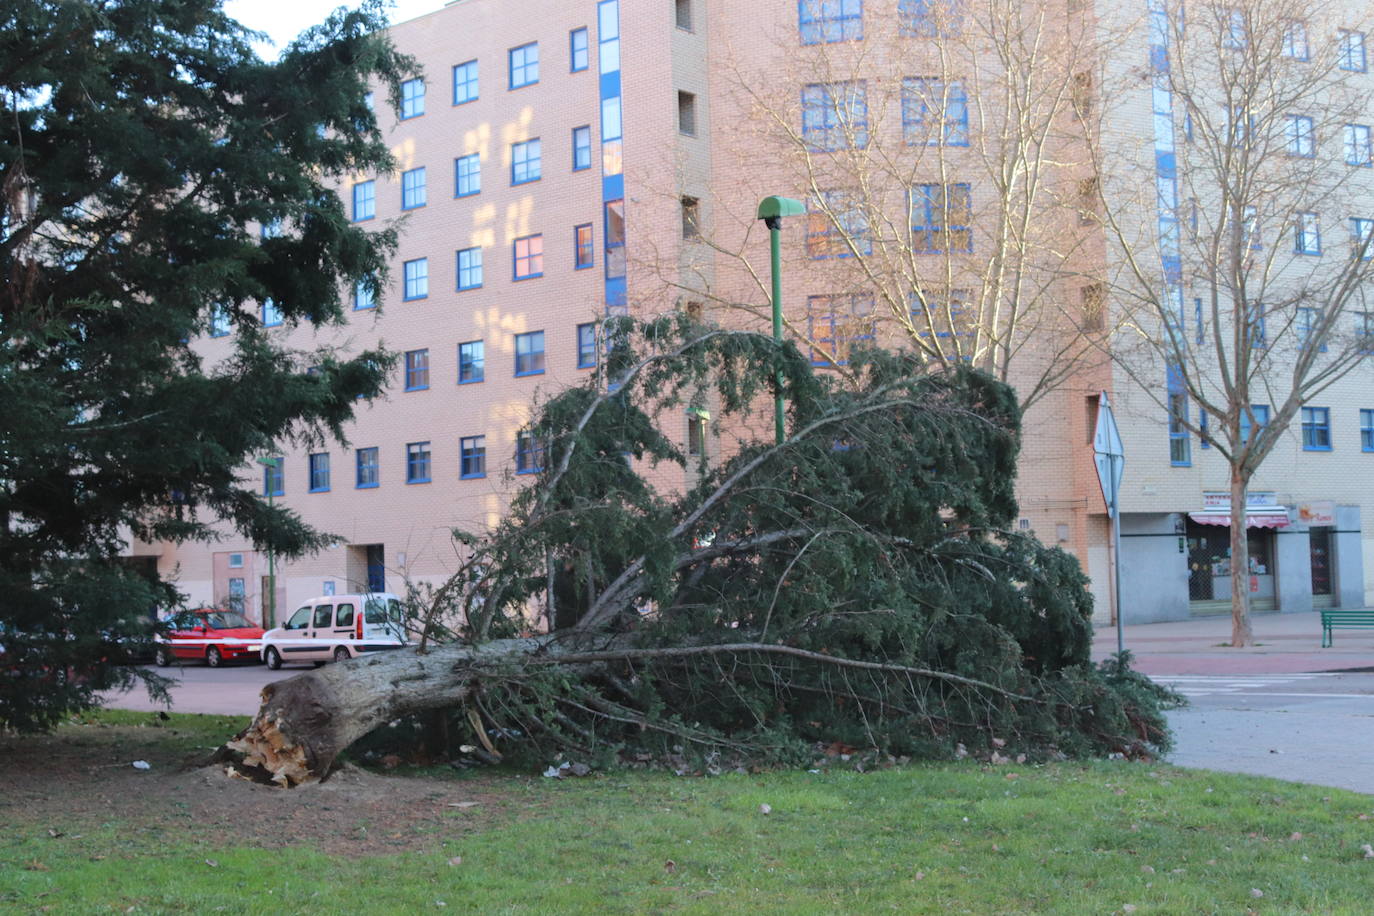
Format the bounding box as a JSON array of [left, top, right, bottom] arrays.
[[1285, 115, 1315, 157], [512, 139, 542, 184], [901, 77, 968, 146], [1340, 30, 1367, 72], [1239, 404, 1270, 445], [209, 304, 231, 337], [356, 447, 379, 488], [510, 42, 539, 89], [1362, 409, 1374, 451], [1194, 297, 1204, 346], [577, 323, 597, 368], [515, 432, 544, 474], [457, 246, 483, 290], [401, 167, 427, 210], [910, 286, 973, 344], [453, 60, 478, 105], [572, 126, 592, 171], [354, 278, 376, 311], [801, 81, 868, 151], [799, 0, 863, 44], [458, 340, 485, 384], [308, 453, 330, 492], [261, 299, 282, 327], [1297, 307, 1328, 351], [1283, 20, 1310, 60], [404, 349, 429, 390], [571, 27, 589, 71], [1199, 411, 1211, 448], [605, 198, 625, 281], [574, 223, 594, 269], [513, 234, 544, 280], [1242, 205, 1260, 249], [406, 441, 432, 483], [400, 78, 425, 119], [1246, 300, 1266, 348], [403, 258, 429, 300], [460, 436, 487, 478], [515, 330, 546, 376], [910, 183, 973, 254], [1353, 217, 1374, 259], [352, 180, 375, 221], [602, 96, 622, 143], [806, 189, 872, 258], [1361, 312, 1374, 353], [898, 0, 962, 37], [1295, 211, 1321, 255], [455, 154, 480, 197], [263, 457, 284, 496], [1302, 407, 1332, 450], [1168, 393, 1191, 466], [1345, 124, 1372, 166], [1223, 7, 1247, 49], [807, 294, 875, 366]]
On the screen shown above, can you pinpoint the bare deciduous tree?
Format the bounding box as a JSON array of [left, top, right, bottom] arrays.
[[1094, 0, 1374, 645]]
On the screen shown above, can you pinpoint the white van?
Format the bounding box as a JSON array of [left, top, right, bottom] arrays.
[[259, 593, 409, 669]]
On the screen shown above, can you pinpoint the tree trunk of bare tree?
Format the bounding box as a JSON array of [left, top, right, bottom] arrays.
[[1229, 469, 1255, 647]]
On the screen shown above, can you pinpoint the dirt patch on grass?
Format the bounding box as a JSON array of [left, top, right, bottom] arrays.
[[0, 721, 526, 856]]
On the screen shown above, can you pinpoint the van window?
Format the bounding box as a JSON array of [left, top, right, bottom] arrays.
[[285, 607, 311, 630], [313, 604, 334, 628], [364, 597, 402, 624], [335, 603, 355, 627]]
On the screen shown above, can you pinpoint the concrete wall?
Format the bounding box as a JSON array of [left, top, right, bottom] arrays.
[[1119, 512, 1190, 623]]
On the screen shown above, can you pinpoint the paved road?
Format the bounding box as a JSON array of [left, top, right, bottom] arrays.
[[1159, 672, 1374, 795], [105, 662, 297, 717], [104, 664, 1374, 796]]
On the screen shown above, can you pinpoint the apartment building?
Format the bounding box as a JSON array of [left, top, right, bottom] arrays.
[[133, 0, 1374, 627]]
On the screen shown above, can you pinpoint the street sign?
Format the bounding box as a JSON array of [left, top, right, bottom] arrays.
[[1093, 391, 1124, 517]]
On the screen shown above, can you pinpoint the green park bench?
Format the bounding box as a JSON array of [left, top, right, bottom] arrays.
[[1320, 610, 1374, 647]]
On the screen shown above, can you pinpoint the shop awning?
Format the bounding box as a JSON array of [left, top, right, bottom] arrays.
[[1188, 508, 1290, 529]]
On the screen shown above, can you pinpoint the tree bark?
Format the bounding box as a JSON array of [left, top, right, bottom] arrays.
[[217, 636, 1044, 787], [1229, 468, 1255, 647]]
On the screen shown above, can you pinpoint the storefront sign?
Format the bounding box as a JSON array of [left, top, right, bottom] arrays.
[[1202, 491, 1278, 508], [1296, 500, 1336, 526]]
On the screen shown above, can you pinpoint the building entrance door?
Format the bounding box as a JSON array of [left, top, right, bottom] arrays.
[[1310, 526, 1335, 608]]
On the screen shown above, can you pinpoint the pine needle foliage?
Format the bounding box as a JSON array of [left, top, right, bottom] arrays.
[[419, 317, 1174, 768], [0, 0, 416, 731]]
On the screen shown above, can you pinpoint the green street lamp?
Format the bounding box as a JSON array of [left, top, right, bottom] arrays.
[[255, 456, 282, 630], [756, 195, 805, 444]]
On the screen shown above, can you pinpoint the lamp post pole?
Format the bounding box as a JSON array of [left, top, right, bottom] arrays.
[[756, 196, 805, 445], [256, 456, 282, 629]]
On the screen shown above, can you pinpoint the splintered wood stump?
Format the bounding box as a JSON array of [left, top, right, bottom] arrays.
[[222, 638, 544, 786]]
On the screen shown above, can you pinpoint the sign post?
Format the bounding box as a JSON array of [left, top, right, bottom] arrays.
[[1093, 392, 1126, 654]]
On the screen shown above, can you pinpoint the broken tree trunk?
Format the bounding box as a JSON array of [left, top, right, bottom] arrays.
[[221, 638, 545, 786], [217, 633, 1045, 787]]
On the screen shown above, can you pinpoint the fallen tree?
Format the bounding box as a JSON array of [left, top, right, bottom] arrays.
[[221, 318, 1179, 785]]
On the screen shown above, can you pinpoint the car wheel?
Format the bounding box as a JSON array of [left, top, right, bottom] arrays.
[[155, 646, 171, 668], [205, 646, 222, 668], [265, 647, 282, 670], [333, 646, 351, 664]]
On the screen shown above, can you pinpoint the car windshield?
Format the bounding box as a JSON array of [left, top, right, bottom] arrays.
[[363, 598, 402, 624], [204, 611, 253, 629]]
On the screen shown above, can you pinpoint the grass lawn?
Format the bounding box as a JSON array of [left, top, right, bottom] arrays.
[[2, 711, 1372, 914]]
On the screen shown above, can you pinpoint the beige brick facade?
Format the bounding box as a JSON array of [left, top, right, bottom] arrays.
[[142, 0, 1374, 627]]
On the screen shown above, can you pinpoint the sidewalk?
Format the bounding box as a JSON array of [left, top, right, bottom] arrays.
[[1090, 609, 1374, 675]]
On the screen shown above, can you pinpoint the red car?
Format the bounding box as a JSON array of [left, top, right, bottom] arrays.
[[155, 609, 265, 667]]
